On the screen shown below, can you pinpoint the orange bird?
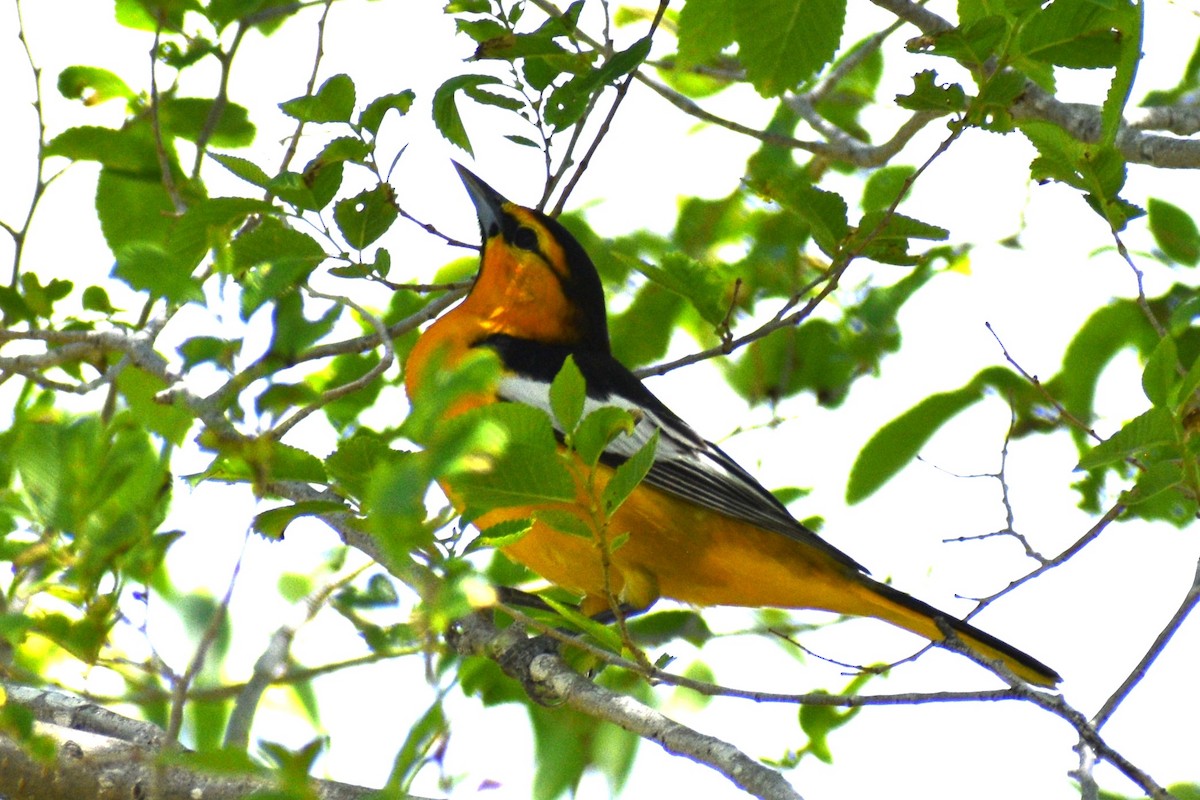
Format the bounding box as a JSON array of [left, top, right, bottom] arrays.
[[404, 164, 1060, 687]]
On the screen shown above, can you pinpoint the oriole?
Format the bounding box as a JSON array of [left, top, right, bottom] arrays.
[[404, 163, 1061, 688]]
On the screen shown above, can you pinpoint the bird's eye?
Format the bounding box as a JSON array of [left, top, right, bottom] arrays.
[[512, 226, 539, 251]]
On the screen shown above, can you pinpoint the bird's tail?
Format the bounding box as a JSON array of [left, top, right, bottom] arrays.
[[841, 575, 1061, 687]]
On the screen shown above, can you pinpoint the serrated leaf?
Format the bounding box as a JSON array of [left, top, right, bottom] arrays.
[[358, 90, 415, 135], [735, 0, 846, 97], [1125, 460, 1185, 507], [1019, 0, 1123, 69], [773, 181, 849, 258], [432, 75, 503, 155], [1077, 407, 1176, 470], [601, 429, 658, 515], [334, 184, 398, 249], [636, 253, 729, 327], [209, 152, 272, 189], [280, 73, 356, 123]]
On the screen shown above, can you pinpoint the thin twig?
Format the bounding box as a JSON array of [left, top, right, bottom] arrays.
[[276, 0, 335, 177], [985, 321, 1103, 442], [550, 0, 670, 216], [1091, 556, 1200, 730], [267, 287, 396, 440]]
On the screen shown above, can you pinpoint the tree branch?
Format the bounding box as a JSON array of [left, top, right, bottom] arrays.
[[449, 613, 805, 800], [0, 684, 418, 800]]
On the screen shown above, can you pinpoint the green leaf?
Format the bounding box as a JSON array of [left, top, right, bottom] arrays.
[[847, 385, 982, 503], [478, 517, 535, 547], [46, 126, 160, 175], [1147, 198, 1200, 266], [574, 406, 637, 468], [252, 500, 348, 540], [601, 429, 659, 515], [280, 73, 356, 123], [676, 0, 735, 68], [234, 218, 327, 316], [861, 166, 916, 213], [773, 182, 849, 258], [112, 242, 204, 304], [432, 75, 502, 155], [210, 152, 272, 189], [1077, 407, 1176, 470], [178, 335, 241, 371], [1141, 336, 1178, 407], [116, 366, 195, 446], [1125, 460, 1184, 507], [82, 285, 118, 314], [114, 0, 200, 31], [850, 210, 949, 266], [358, 90, 415, 135], [57, 66, 135, 105], [550, 356, 587, 435], [734, 0, 846, 97], [895, 69, 967, 113], [920, 15, 1008, 68], [96, 169, 177, 252], [636, 254, 729, 327], [160, 98, 256, 148], [334, 184, 399, 250], [1099, 1, 1142, 147], [445, 404, 576, 518], [1019, 0, 1123, 69]]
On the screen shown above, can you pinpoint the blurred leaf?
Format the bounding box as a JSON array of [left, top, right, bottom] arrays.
[[1147, 198, 1200, 266], [1077, 407, 1175, 470], [57, 66, 134, 105], [550, 355, 587, 434], [160, 97, 256, 147], [847, 383, 983, 503], [252, 500, 348, 540], [676, 0, 735, 69], [861, 166, 915, 213]]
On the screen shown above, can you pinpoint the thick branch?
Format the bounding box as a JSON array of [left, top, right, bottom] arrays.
[[450, 613, 804, 800], [0, 684, 419, 800]]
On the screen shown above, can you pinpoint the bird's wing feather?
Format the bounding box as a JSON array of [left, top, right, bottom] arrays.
[[486, 337, 867, 574]]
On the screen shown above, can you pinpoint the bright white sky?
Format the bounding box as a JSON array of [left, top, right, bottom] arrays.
[[2, 2, 1199, 799]]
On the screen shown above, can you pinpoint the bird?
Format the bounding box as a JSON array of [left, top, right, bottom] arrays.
[[403, 162, 1061, 688]]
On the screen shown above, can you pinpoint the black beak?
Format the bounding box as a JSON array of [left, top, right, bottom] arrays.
[[453, 161, 508, 243]]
